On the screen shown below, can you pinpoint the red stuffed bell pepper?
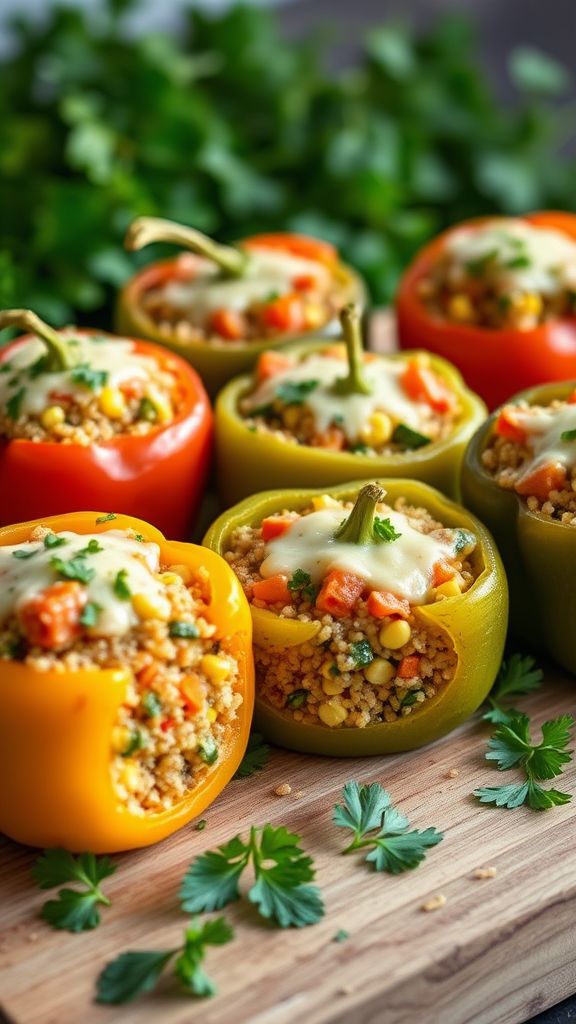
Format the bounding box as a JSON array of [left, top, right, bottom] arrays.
[[396, 211, 576, 409], [0, 309, 212, 538]]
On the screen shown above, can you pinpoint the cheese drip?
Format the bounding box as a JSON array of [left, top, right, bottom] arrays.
[[510, 404, 576, 480]]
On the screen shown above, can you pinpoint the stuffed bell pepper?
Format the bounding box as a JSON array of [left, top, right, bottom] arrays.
[[462, 379, 576, 673], [0, 309, 212, 537], [396, 212, 576, 409], [116, 217, 365, 395], [0, 511, 254, 852], [205, 480, 507, 755], [215, 305, 486, 504]]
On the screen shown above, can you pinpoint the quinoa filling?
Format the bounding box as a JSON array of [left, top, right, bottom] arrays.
[[224, 486, 478, 729], [0, 522, 243, 813], [0, 332, 180, 445], [139, 247, 348, 345], [482, 395, 576, 522], [419, 218, 576, 329]]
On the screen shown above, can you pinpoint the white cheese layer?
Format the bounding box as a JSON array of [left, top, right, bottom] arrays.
[[243, 354, 432, 441], [260, 508, 466, 604], [509, 404, 576, 479], [446, 219, 576, 295], [0, 334, 160, 418], [0, 529, 167, 636], [160, 248, 332, 321]]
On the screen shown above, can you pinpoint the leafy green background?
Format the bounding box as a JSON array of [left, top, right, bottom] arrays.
[[1, 0, 574, 326]]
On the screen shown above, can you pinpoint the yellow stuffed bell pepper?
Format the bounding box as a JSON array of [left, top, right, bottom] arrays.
[[204, 479, 507, 755], [215, 304, 486, 505], [116, 217, 365, 396], [0, 511, 254, 852]]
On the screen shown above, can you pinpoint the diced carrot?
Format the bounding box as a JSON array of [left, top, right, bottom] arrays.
[[366, 590, 411, 620], [432, 560, 457, 587], [180, 674, 207, 715], [316, 570, 365, 618], [402, 359, 456, 413], [261, 293, 305, 333], [18, 581, 86, 650], [160, 717, 175, 733], [261, 515, 296, 542], [515, 463, 567, 503], [495, 408, 528, 445], [256, 350, 295, 382], [252, 574, 292, 605], [137, 663, 159, 687], [310, 426, 346, 450], [568, 389, 576, 405], [209, 307, 247, 340], [293, 273, 318, 291], [397, 655, 421, 679]]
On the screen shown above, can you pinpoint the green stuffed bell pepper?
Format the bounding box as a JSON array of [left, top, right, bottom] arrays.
[[204, 478, 507, 755], [215, 305, 486, 505], [462, 379, 576, 673]]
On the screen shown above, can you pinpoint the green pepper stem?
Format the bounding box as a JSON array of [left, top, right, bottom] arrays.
[[335, 484, 385, 545], [125, 216, 248, 278], [0, 309, 78, 371], [331, 303, 372, 396]]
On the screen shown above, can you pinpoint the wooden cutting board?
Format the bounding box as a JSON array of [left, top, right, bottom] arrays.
[[1, 670, 575, 1024]]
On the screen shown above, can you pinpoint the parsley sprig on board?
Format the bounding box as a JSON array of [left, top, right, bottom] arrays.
[[179, 825, 324, 928], [32, 849, 116, 932], [483, 653, 544, 724], [333, 782, 443, 873], [96, 917, 233, 1004]]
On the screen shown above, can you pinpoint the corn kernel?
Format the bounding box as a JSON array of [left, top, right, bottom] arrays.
[[206, 707, 217, 723], [201, 654, 229, 685], [119, 761, 141, 793], [99, 386, 127, 419], [360, 411, 393, 447], [364, 658, 395, 685], [379, 619, 411, 650], [511, 292, 543, 319], [312, 494, 340, 510], [447, 294, 474, 322], [158, 572, 180, 585], [146, 389, 172, 424], [318, 702, 347, 727], [322, 676, 346, 696], [435, 579, 462, 599], [132, 591, 171, 621], [111, 726, 132, 753], [304, 303, 326, 330], [167, 563, 192, 584], [40, 405, 65, 430]]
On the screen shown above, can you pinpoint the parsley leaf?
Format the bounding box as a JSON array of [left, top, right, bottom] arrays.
[[96, 917, 232, 1005], [391, 423, 430, 449], [32, 849, 115, 932], [483, 653, 543, 724], [51, 555, 95, 584], [349, 639, 374, 668], [6, 387, 25, 420], [80, 601, 102, 627], [287, 568, 317, 602], [142, 691, 162, 718], [333, 781, 443, 872], [113, 569, 131, 599], [275, 379, 319, 405], [96, 513, 117, 523], [233, 732, 270, 779], [198, 736, 219, 766], [286, 689, 308, 709], [169, 620, 199, 638], [12, 547, 38, 560], [43, 533, 67, 549], [179, 826, 324, 928], [70, 363, 109, 390], [77, 538, 103, 556], [561, 428, 576, 442], [373, 516, 402, 542]]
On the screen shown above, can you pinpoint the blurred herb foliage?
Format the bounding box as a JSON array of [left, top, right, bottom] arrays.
[[0, 0, 574, 324]]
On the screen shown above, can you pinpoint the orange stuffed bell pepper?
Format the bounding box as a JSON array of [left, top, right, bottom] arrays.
[[0, 309, 212, 538], [116, 217, 365, 396], [0, 511, 254, 852], [396, 211, 576, 409]]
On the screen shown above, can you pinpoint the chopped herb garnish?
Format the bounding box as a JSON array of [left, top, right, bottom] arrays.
[[264, 290, 281, 303], [350, 442, 370, 454], [80, 601, 102, 627], [113, 569, 131, 599], [195, 819, 207, 832], [561, 428, 576, 442], [233, 733, 270, 778], [142, 691, 162, 718], [401, 690, 419, 707], [28, 355, 49, 378], [373, 516, 402, 543], [70, 363, 109, 390], [12, 546, 38, 560], [275, 379, 319, 405], [0, 362, 13, 374], [392, 423, 430, 449], [198, 736, 219, 766], [6, 387, 25, 420], [333, 781, 443, 873], [331, 414, 345, 427], [122, 730, 147, 757], [505, 255, 531, 270], [287, 568, 317, 602], [454, 528, 476, 555], [32, 849, 116, 933], [169, 620, 199, 639], [43, 533, 67, 549], [179, 824, 324, 927], [132, 533, 145, 542], [137, 397, 158, 422], [96, 513, 117, 523], [333, 929, 349, 943], [51, 555, 95, 584], [286, 689, 308, 709], [329, 663, 340, 677], [465, 249, 498, 277], [349, 639, 374, 668], [498, 294, 512, 312], [77, 538, 103, 556]]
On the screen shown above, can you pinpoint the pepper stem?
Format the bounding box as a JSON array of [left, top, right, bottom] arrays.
[[335, 484, 385, 545], [125, 216, 248, 278], [331, 303, 372, 396], [0, 309, 78, 371]]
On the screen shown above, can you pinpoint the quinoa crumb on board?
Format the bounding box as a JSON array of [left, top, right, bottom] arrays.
[[473, 867, 498, 880], [420, 894, 447, 913], [274, 783, 292, 797]]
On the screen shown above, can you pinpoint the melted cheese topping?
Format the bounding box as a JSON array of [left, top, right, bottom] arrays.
[[0, 530, 167, 636], [510, 404, 576, 477], [243, 355, 434, 441], [159, 248, 332, 321], [447, 219, 576, 294], [0, 334, 160, 418], [260, 508, 466, 604]]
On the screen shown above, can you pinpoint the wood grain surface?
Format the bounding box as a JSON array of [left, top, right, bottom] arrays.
[[1, 671, 575, 1024]]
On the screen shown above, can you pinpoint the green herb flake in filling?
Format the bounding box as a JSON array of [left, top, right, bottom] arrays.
[[77, 538, 103, 556], [43, 533, 67, 549], [80, 601, 102, 627], [349, 639, 374, 668], [113, 569, 131, 600], [198, 736, 219, 765], [392, 423, 431, 449], [142, 691, 162, 718], [169, 620, 199, 639], [137, 397, 158, 422], [122, 729, 147, 757], [286, 689, 308, 708], [287, 568, 318, 602], [51, 556, 95, 584], [12, 547, 38, 560], [6, 387, 26, 420], [561, 428, 576, 442], [373, 516, 402, 543], [70, 364, 109, 390], [275, 379, 319, 405]]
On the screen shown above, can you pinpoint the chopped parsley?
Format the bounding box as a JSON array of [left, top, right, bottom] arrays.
[[349, 639, 374, 668], [96, 513, 117, 523], [195, 819, 207, 832], [51, 555, 95, 584], [198, 736, 219, 766], [454, 528, 476, 555], [43, 533, 67, 549], [275, 379, 319, 405], [6, 387, 25, 420], [122, 730, 147, 757], [505, 254, 531, 270], [561, 428, 576, 442], [12, 547, 38, 560], [350, 442, 370, 454], [137, 397, 158, 422], [373, 516, 402, 543], [77, 538, 103, 556], [169, 620, 199, 639], [465, 249, 498, 278], [392, 423, 431, 449], [287, 568, 317, 602], [286, 689, 308, 709], [80, 602, 102, 627], [28, 355, 49, 378], [141, 691, 162, 718], [401, 690, 419, 707], [70, 363, 109, 390], [0, 362, 13, 374], [113, 569, 131, 599]]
